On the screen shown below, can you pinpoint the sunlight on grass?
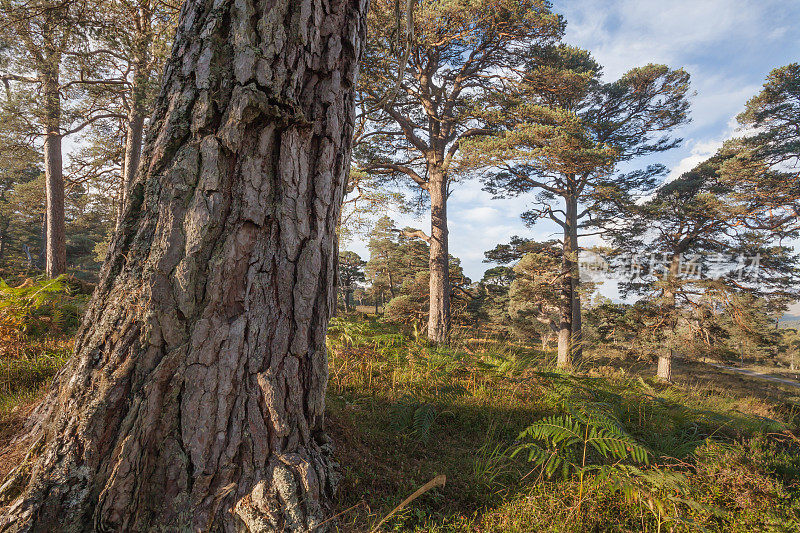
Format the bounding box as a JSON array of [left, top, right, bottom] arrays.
[[325, 315, 800, 532]]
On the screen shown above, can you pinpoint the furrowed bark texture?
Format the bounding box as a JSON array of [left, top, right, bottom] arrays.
[[427, 171, 450, 344], [0, 0, 367, 531]]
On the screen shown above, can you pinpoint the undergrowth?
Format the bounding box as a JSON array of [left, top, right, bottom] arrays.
[[0, 276, 84, 417], [326, 314, 800, 532], [0, 309, 798, 531]]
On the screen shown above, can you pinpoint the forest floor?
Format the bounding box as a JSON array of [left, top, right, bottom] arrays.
[[324, 316, 800, 532], [1, 314, 799, 531]]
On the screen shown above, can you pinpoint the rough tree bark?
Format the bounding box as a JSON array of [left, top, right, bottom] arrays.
[[42, 58, 66, 278], [557, 193, 581, 369], [117, 1, 153, 229], [427, 170, 450, 344], [0, 0, 368, 531]]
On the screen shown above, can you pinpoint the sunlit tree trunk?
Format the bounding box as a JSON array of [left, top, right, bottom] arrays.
[[558, 192, 581, 368], [42, 58, 66, 278], [117, 0, 152, 229], [428, 169, 450, 343], [656, 352, 673, 381], [657, 255, 682, 382], [0, 0, 368, 530]]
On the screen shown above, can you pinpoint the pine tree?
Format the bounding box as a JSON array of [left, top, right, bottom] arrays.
[[338, 250, 366, 313], [356, 0, 563, 343], [719, 63, 800, 235], [0, 0, 368, 529], [604, 159, 799, 380], [474, 45, 691, 368], [0, 0, 92, 276], [508, 248, 563, 349]]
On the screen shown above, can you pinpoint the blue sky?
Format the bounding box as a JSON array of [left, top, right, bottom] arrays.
[[347, 0, 800, 308]]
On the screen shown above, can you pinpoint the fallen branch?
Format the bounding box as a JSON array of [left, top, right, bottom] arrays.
[[370, 475, 446, 532]]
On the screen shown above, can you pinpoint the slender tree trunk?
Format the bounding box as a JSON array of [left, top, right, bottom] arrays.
[[387, 268, 395, 297], [42, 63, 66, 278], [0, 1, 368, 531], [117, 115, 145, 227], [0, 219, 7, 265], [657, 255, 682, 382], [557, 194, 580, 368], [117, 1, 152, 229], [427, 169, 450, 343], [37, 212, 46, 269], [568, 196, 582, 363], [657, 352, 673, 381], [344, 287, 353, 313], [557, 280, 572, 368]]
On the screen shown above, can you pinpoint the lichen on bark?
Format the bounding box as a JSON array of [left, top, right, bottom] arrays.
[[0, 0, 368, 531]]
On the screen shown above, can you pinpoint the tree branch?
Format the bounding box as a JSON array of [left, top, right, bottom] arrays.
[[392, 228, 432, 244], [61, 113, 126, 136], [364, 162, 429, 191]]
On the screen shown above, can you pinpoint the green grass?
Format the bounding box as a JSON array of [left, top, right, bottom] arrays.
[[0, 276, 82, 421], [1, 312, 799, 531], [0, 344, 70, 418], [325, 315, 800, 532]]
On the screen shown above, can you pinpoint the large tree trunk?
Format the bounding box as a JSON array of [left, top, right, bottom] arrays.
[[427, 169, 450, 343], [557, 193, 581, 369], [117, 1, 152, 229], [0, 0, 368, 531], [42, 63, 66, 278]]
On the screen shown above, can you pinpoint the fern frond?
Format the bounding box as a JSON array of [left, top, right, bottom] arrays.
[[412, 404, 437, 441]]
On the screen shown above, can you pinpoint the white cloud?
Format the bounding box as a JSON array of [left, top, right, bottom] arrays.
[[559, 0, 777, 80], [665, 139, 723, 182], [460, 206, 501, 224]]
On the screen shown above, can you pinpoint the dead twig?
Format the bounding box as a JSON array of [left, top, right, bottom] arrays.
[[369, 475, 446, 532]]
